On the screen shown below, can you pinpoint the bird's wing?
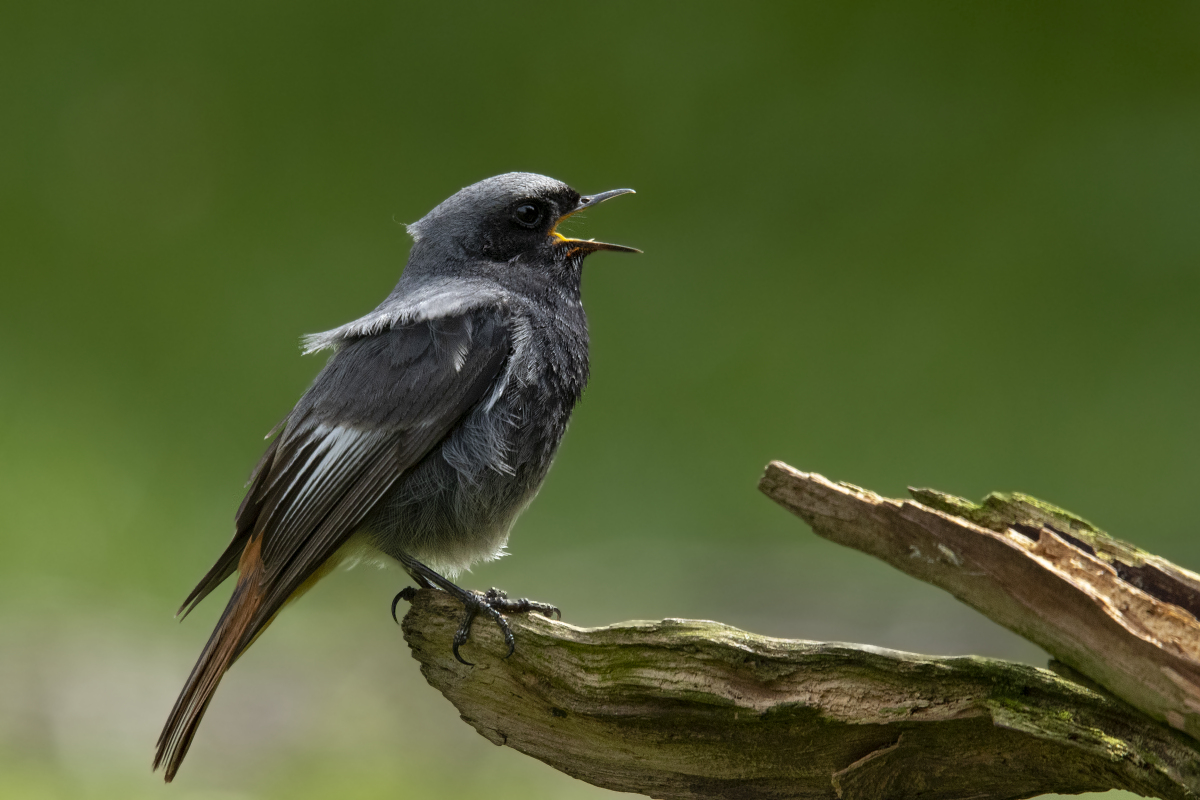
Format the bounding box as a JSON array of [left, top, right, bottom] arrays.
[[156, 309, 511, 777], [181, 306, 511, 638], [157, 307, 510, 780]]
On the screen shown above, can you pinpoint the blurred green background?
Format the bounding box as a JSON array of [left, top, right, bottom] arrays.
[[3, 2, 1199, 798]]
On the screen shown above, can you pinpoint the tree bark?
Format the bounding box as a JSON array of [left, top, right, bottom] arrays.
[[397, 463, 1200, 800], [758, 462, 1200, 741]]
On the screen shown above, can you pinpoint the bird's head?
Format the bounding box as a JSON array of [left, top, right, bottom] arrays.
[[407, 172, 639, 265]]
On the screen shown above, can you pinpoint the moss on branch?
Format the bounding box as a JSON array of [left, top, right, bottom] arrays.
[[395, 463, 1200, 799], [402, 591, 1199, 800]]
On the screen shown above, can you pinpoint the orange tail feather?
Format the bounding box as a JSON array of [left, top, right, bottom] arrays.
[[154, 537, 266, 782]]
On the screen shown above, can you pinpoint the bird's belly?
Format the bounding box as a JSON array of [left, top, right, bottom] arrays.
[[359, 444, 547, 579]]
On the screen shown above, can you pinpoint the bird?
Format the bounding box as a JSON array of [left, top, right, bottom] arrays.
[[153, 172, 638, 781]]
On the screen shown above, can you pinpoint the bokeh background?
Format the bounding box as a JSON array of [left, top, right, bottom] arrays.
[[3, 2, 1199, 798]]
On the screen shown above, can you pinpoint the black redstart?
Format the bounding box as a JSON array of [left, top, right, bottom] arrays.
[[154, 172, 637, 780]]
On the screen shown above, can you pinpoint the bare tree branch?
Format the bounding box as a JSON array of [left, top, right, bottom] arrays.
[[397, 463, 1200, 799], [758, 461, 1200, 742]]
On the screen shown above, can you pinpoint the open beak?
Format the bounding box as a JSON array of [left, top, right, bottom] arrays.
[[552, 188, 641, 254]]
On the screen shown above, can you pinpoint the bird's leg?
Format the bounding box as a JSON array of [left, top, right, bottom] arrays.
[[393, 553, 560, 666]]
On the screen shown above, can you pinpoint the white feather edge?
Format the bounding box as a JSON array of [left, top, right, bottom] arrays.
[[300, 278, 508, 355]]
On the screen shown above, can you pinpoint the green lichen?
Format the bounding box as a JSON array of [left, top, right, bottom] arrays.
[[909, 487, 1099, 534], [907, 487, 1155, 567], [405, 587, 1200, 800]]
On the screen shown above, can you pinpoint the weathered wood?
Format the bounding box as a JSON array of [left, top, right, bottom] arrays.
[[398, 464, 1200, 799], [758, 461, 1200, 743], [402, 590, 1200, 800]]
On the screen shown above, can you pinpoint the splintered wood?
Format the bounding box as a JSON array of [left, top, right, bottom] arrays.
[[759, 461, 1200, 741]]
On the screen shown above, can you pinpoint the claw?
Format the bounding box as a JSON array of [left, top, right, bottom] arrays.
[[452, 598, 481, 666], [390, 586, 418, 624], [452, 645, 473, 666]]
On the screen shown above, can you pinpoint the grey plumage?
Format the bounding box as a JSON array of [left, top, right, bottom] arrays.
[[155, 172, 636, 781]]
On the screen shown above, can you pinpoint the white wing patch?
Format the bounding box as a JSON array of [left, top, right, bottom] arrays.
[[270, 424, 391, 536], [452, 340, 469, 373]]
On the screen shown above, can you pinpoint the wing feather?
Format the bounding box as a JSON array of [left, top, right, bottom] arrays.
[[159, 285, 513, 782], [238, 309, 506, 648], [178, 308, 509, 628]]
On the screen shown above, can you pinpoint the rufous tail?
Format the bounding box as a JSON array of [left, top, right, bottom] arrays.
[[154, 536, 265, 782]]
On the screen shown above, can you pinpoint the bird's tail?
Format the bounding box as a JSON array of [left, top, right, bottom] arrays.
[[154, 536, 266, 782]]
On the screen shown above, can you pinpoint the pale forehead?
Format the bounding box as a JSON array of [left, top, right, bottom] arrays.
[[441, 172, 572, 212]]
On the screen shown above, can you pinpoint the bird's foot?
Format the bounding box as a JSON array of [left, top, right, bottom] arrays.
[[390, 554, 559, 665], [453, 587, 560, 666], [390, 584, 559, 664]]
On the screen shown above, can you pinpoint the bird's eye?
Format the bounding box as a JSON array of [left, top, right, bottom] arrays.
[[514, 203, 543, 228]]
